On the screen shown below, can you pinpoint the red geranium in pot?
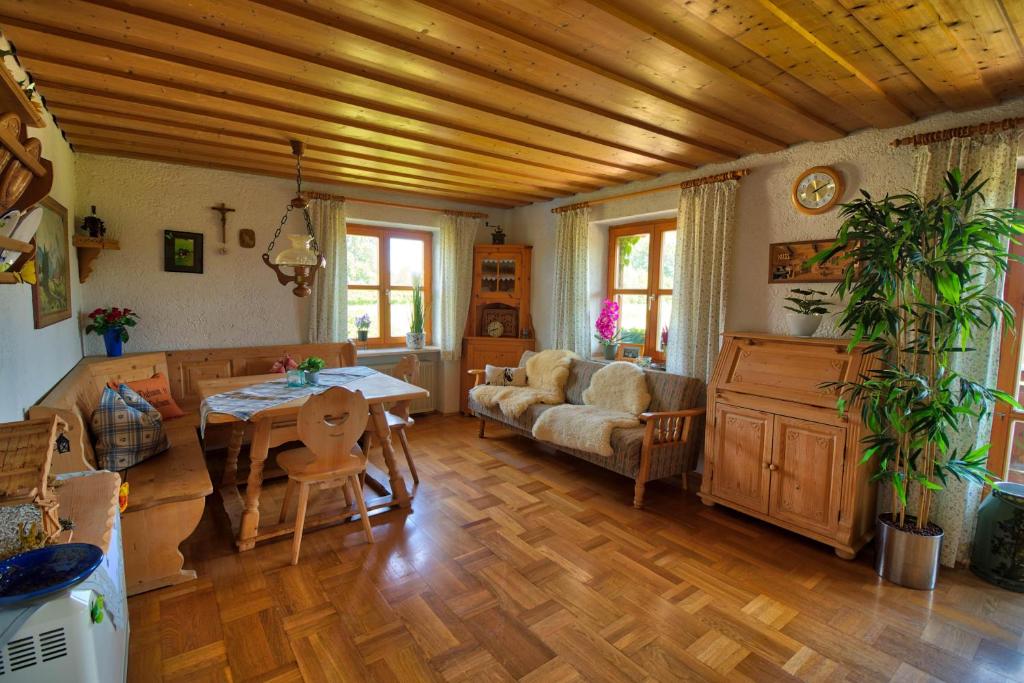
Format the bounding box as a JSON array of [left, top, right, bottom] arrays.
[[85, 307, 139, 357]]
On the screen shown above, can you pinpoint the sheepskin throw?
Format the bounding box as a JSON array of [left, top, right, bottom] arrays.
[[533, 362, 651, 457], [470, 349, 575, 418], [582, 362, 651, 415]]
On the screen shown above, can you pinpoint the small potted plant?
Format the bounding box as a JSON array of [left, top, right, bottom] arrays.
[[354, 313, 371, 342], [298, 356, 326, 384], [594, 299, 621, 360], [783, 288, 830, 337], [406, 277, 426, 350], [85, 307, 139, 357]]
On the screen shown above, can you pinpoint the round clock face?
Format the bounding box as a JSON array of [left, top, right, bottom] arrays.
[[793, 167, 842, 214], [487, 321, 504, 337]]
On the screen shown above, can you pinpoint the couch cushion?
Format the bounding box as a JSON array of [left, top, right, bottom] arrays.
[[92, 385, 171, 472], [468, 394, 552, 432], [565, 359, 602, 406]]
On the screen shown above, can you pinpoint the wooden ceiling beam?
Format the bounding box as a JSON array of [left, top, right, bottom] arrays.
[[27, 69, 650, 186], [54, 109, 566, 197], [580, 0, 847, 139], [43, 95, 604, 194], [52, 0, 729, 164], [751, 0, 916, 123], [72, 144, 520, 208], [8, 35, 682, 176], [410, 0, 786, 152], [63, 125, 552, 203]]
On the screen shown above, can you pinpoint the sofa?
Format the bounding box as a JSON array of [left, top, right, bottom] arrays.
[[469, 352, 705, 508]]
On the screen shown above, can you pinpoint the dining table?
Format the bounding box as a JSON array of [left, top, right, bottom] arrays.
[[198, 369, 428, 551]]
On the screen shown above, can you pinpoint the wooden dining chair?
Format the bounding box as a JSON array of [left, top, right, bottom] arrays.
[[363, 354, 421, 484], [277, 387, 373, 565]]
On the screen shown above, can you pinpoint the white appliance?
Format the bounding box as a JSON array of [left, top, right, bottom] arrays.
[[1, 515, 128, 682]]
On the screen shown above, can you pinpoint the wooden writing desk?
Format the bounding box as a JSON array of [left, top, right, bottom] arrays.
[[199, 372, 428, 550]]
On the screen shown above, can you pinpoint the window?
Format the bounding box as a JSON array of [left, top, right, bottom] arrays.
[[606, 220, 675, 361], [346, 225, 432, 346]]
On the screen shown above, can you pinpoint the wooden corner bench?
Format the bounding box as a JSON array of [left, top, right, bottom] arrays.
[[31, 353, 212, 596], [30, 341, 358, 595]]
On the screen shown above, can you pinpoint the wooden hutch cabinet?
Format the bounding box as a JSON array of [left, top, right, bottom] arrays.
[[460, 244, 535, 413], [700, 333, 879, 559]]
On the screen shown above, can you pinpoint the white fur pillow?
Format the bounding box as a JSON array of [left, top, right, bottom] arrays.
[[582, 361, 651, 415]]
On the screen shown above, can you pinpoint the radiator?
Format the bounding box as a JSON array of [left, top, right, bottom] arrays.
[[359, 354, 437, 414]]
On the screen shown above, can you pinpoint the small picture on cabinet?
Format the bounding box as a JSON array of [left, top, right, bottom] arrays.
[[164, 230, 204, 274], [617, 343, 644, 361]]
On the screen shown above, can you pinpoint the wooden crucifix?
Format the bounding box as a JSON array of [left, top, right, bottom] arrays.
[[210, 202, 235, 254]]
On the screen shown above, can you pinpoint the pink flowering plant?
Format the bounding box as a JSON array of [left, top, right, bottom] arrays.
[[594, 299, 621, 347]]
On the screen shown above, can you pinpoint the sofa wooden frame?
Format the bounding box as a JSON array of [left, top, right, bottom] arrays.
[[468, 370, 705, 508]]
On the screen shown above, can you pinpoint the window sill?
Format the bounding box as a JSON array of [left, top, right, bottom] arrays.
[[355, 345, 441, 359]]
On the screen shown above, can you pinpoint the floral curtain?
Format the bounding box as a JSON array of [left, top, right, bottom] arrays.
[[911, 128, 1023, 567], [551, 205, 591, 356], [440, 211, 481, 361], [306, 197, 347, 343], [666, 179, 740, 381]]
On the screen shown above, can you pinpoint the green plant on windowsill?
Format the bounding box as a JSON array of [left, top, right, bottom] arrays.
[[407, 276, 427, 350]]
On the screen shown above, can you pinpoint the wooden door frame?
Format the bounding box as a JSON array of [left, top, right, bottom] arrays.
[[988, 170, 1024, 482]]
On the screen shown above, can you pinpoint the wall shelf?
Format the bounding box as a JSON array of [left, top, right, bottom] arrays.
[[73, 235, 120, 283], [0, 64, 44, 128], [0, 234, 35, 284]]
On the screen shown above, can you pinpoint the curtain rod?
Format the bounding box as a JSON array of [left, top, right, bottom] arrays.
[[890, 117, 1024, 147], [550, 168, 751, 214], [304, 190, 489, 218]]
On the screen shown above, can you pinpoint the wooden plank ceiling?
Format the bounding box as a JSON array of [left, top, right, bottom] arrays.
[[2, 0, 1023, 208]]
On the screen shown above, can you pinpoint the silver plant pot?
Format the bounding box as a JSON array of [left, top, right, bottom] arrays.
[[875, 515, 943, 590]]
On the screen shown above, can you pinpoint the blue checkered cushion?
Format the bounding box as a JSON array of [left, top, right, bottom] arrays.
[[91, 384, 170, 471]]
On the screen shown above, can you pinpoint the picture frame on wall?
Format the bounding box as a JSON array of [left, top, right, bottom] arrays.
[[164, 230, 204, 274], [768, 239, 855, 283], [617, 343, 644, 361], [31, 196, 72, 329]]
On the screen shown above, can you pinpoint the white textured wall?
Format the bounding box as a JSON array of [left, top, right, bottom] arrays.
[[512, 98, 1024, 351], [0, 41, 78, 422], [75, 154, 508, 413]]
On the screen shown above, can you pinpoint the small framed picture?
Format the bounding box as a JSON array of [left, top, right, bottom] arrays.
[[164, 230, 204, 274], [617, 343, 644, 361]]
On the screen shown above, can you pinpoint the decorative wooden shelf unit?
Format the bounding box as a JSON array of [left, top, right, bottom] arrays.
[[0, 234, 35, 284], [700, 333, 880, 559], [0, 64, 44, 128], [73, 235, 120, 283]]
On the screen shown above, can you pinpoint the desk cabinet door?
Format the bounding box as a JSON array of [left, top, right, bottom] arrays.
[[769, 416, 846, 536], [710, 404, 773, 514]]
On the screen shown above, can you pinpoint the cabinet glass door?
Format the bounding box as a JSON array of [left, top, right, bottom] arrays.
[[478, 253, 520, 297]]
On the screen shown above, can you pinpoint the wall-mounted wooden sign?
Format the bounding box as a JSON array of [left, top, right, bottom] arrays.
[[769, 239, 853, 283]]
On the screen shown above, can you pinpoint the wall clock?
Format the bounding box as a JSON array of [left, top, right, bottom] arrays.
[[792, 166, 843, 215]]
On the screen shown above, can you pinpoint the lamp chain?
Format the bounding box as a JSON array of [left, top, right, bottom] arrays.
[[264, 205, 292, 257], [262, 143, 321, 258]]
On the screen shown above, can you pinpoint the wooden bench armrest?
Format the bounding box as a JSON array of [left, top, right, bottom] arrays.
[[467, 369, 486, 387], [639, 407, 706, 446]]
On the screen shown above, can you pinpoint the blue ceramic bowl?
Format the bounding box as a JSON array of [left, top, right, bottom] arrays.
[[0, 544, 103, 607]]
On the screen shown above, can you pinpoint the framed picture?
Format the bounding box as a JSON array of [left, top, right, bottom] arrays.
[[31, 196, 72, 329], [164, 230, 204, 274], [769, 239, 855, 283], [617, 343, 644, 361]]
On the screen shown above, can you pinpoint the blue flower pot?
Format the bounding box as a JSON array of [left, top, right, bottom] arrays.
[[103, 328, 123, 357]]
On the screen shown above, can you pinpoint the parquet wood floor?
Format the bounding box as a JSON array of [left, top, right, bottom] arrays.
[[129, 415, 1024, 682]]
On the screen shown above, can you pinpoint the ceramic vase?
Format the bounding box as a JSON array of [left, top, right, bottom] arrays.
[[305, 371, 321, 385], [103, 328, 123, 357], [602, 344, 618, 360], [406, 332, 425, 350], [971, 482, 1024, 592], [786, 312, 822, 337]]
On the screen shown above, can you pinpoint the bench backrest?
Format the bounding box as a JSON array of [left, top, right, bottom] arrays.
[[519, 351, 705, 412], [165, 341, 356, 410]]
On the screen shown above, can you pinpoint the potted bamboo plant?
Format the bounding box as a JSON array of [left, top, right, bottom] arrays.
[[406, 277, 425, 350], [808, 170, 1023, 590]]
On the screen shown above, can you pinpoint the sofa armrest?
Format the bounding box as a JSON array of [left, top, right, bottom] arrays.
[[639, 407, 706, 446], [467, 369, 485, 387]]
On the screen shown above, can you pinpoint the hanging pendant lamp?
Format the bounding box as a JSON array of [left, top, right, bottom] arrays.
[[262, 140, 326, 297]]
